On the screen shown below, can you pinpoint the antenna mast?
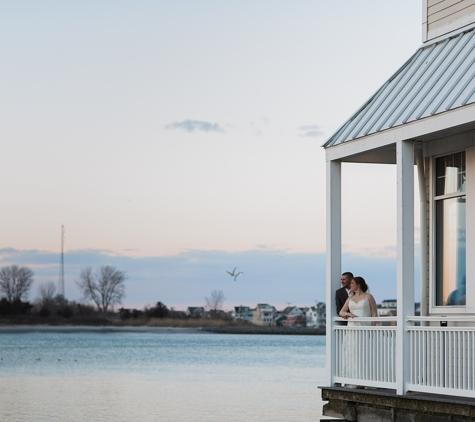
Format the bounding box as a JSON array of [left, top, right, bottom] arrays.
[[59, 225, 65, 297]]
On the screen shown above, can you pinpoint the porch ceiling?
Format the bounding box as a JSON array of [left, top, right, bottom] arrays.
[[323, 23, 475, 152]]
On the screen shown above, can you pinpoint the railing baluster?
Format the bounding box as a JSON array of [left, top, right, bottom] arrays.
[[417, 330, 421, 385], [383, 329, 386, 383], [462, 331, 466, 390], [458, 332, 462, 390], [449, 331, 453, 389]]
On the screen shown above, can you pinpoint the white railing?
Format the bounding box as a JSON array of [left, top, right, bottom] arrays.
[[334, 317, 397, 389], [407, 317, 475, 398], [333, 316, 475, 398]]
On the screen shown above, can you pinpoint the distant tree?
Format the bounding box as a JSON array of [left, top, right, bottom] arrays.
[[57, 306, 73, 318], [131, 309, 142, 319], [147, 301, 169, 318], [10, 299, 32, 315], [76, 266, 126, 314], [76, 303, 97, 318], [205, 290, 226, 317], [37, 281, 57, 307], [0, 265, 34, 302], [0, 298, 11, 316], [118, 308, 132, 320], [39, 306, 51, 317]]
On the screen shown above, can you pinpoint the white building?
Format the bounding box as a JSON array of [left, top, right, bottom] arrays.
[[306, 302, 326, 328], [377, 299, 397, 317], [323, 1, 475, 419]]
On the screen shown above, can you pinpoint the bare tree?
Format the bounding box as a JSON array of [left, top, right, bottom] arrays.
[[37, 281, 57, 306], [205, 290, 226, 316], [76, 266, 126, 314], [0, 265, 34, 302]]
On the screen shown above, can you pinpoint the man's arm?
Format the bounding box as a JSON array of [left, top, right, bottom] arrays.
[[335, 289, 344, 315]]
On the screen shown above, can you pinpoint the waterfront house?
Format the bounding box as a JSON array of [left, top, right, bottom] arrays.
[[253, 303, 276, 326], [323, 1, 475, 420], [317, 302, 327, 327], [377, 299, 398, 317], [282, 306, 307, 327], [186, 306, 207, 318], [305, 306, 318, 327], [231, 306, 253, 323]]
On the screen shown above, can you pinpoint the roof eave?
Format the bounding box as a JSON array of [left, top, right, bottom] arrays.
[[325, 102, 475, 163]]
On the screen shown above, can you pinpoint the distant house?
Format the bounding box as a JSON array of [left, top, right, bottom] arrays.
[[306, 307, 316, 327], [377, 299, 398, 317], [253, 303, 276, 326], [306, 302, 326, 328], [280, 306, 306, 327], [186, 307, 207, 318], [307, 302, 327, 328], [376, 300, 421, 318], [231, 306, 253, 323]]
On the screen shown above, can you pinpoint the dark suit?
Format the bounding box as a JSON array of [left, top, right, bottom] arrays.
[[335, 287, 349, 316]]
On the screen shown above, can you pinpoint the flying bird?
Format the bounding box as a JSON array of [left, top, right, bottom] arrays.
[[227, 268, 243, 281]]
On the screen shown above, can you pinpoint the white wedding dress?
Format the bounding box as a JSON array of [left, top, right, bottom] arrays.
[[348, 297, 372, 326], [344, 297, 372, 384]]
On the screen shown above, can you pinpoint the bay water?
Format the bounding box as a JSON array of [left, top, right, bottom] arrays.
[[0, 328, 328, 421]]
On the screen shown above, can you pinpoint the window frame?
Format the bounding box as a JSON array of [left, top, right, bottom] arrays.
[[430, 149, 470, 314]]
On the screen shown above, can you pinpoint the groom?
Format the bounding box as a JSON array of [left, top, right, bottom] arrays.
[[335, 271, 353, 317]]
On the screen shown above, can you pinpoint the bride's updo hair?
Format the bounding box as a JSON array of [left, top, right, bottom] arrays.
[[353, 276, 369, 293]]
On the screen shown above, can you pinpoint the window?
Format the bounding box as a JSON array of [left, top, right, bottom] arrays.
[[435, 152, 466, 306]]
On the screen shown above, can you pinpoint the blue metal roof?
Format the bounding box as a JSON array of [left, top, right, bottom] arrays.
[[323, 27, 475, 148]]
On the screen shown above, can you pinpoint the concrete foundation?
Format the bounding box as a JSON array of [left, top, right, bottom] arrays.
[[321, 387, 475, 422]]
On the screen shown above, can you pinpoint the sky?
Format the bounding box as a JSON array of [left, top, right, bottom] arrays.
[[0, 1, 423, 310]]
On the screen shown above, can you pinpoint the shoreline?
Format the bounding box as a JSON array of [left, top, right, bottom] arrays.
[[202, 326, 325, 335], [0, 325, 325, 335], [0, 325, 203, 334]]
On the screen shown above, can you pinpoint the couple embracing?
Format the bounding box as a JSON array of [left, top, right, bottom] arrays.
[[336, 272, 378, 326]]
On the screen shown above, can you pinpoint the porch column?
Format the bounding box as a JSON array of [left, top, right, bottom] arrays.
[[396, 140, 415, 395], [326, 158, 341, 386]]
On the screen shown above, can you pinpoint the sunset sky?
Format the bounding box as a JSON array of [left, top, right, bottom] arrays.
[[1, 1, 422, 309]]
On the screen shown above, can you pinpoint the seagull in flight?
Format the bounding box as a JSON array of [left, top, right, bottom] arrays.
[[227, 268, 243, 281]]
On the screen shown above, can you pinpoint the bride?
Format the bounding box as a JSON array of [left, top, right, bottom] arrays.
[[339, 276, 378, 324], [338, 276, 378, 386]]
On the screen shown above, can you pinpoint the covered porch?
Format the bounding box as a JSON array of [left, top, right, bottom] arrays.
[[323, 22, 475, 421]]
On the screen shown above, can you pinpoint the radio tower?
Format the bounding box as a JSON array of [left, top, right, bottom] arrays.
[[59, 225, 65, 297]]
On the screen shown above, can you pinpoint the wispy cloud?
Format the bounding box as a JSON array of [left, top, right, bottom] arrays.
[[297, 124, 324, 138], [165, 120, 225, 133]]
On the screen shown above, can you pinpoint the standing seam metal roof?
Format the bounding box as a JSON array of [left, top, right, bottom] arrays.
[[323, 26, 475, 148]]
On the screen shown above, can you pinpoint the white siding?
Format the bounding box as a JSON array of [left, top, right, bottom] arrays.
[[427, 0, 475, 40]]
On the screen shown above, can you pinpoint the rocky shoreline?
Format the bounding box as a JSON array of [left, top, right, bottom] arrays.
[[201, 326, 325, 335], [0, 324, 325, 335]]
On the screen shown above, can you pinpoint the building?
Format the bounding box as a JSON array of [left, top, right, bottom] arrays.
[[377, 299, 397, 317], [306, 302, 326, 328], [322, 1, 475, 420], [186, 307, 207, 318], [316, 302, 326, 327], [252, 303, 276, 326], [282, 306, 306, 327], [231, 306, 253, 323]]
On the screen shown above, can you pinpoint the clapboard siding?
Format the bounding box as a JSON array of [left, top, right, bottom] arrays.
[[428, 0, 475, 30]]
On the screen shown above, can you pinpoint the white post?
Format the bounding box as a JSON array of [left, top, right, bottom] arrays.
[[396, 140, 415, 395], [326, 159, 341, 386]]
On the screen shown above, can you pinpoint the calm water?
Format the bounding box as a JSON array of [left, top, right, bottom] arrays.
[[0, 329, 327, 421]]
